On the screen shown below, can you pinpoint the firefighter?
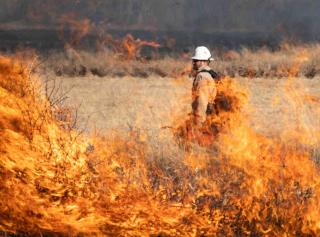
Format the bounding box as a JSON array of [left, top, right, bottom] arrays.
[[189, 46, 220, 145]]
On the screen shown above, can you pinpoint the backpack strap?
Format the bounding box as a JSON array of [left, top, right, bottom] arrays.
[[199, 69, 222, 81]]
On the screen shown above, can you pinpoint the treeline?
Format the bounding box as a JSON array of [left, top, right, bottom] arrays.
[[0, 0, 320, 38]]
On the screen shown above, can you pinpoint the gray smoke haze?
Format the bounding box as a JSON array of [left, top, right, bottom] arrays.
[[0, 0, 319, 41], [0, 0, 320, 36]]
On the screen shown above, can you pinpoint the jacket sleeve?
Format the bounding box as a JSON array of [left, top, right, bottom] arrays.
[[192, 76, 210, 125]]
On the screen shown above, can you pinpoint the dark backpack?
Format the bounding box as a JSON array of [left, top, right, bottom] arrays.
[[199, 69, 223, 82], [198, 70, 225, 115]]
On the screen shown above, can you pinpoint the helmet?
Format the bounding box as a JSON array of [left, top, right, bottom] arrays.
[[192, 46, 214, 61]]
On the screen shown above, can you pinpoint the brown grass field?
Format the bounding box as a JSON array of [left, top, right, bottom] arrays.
[[39, 43, 320, 172], [38, 43, 320, 145], [45, 73, 319, 133], [40, 44, 320, 141]]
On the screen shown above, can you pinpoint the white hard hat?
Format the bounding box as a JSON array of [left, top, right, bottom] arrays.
[[192, 46, 214, 61]]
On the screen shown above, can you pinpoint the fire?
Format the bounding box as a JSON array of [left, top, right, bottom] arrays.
[[0, 56, 105, 234], [1, 54, 320, 236], [121, 34, 160, 60], [98, 33, 160, 60], [58, 13, 92, 47]]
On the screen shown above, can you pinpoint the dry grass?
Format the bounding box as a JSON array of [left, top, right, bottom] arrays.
[[41, 48, 185, 78], [2, 50, 320, 235], [39, 64, 320, 235], [38, 43, 320, 162], [44, 73, 320, 143], [40, 43, 320, 79], [215, 43, 320, 78]]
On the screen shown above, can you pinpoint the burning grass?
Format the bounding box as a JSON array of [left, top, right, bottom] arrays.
[[1, 54, 320, 236]]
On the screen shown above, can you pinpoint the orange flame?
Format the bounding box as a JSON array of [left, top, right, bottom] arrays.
[[97, 33, 160, 60]]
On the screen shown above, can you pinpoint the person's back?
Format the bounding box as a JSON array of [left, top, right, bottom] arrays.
[[192, 64, 217, 125]]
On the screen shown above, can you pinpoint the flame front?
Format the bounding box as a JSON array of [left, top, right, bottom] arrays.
[[101, 33, 160, 60], [1, 55, 320, 236]]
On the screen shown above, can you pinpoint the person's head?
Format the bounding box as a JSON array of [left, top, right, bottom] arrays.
[[191, 46, 214, 71]]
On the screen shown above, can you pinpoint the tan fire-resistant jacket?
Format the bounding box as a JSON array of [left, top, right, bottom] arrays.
[[192, 65, 217, 125]]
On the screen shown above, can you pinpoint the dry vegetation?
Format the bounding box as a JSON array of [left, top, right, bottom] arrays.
[[1, 43, 320, 236], [39, 42, 320, 140], [41, 42, 320, 79]]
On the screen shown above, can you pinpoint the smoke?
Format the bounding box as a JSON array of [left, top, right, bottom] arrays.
[[0, 0, 319, 42]]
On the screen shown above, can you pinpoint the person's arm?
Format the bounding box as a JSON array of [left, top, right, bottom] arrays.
[[192, 77, 209, 126]]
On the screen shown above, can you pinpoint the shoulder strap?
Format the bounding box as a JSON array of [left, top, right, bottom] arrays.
[[199, 69, 222, 81]]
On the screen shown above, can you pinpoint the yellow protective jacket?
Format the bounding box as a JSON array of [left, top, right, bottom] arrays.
[[191, 65, 217, 125]]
